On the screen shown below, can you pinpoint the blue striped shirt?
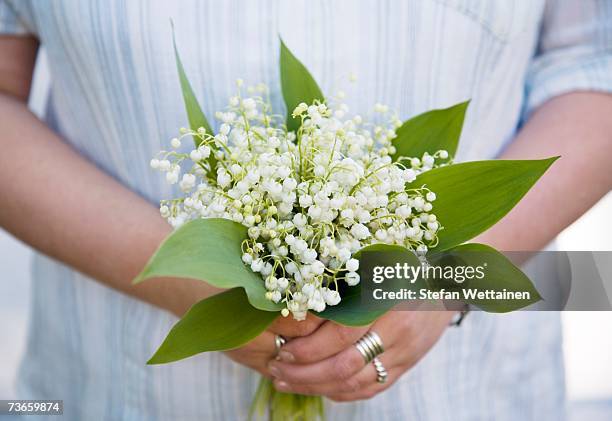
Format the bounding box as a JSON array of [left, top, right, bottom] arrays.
[[1, 1, 611, 419]]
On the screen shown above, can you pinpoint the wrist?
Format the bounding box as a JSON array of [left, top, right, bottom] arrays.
[[165, 278, 223, 317], [130, 215, 223, 317]]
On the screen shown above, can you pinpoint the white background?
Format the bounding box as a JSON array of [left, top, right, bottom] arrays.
[[0, 51, 611, 418]]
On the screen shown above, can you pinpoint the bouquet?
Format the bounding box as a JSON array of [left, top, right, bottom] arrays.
[[134, 31, 555, 420]]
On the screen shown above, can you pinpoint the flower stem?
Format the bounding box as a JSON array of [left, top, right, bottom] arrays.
[[249, 376, 325, 421]]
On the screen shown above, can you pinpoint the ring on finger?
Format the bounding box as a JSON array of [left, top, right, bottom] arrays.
[[354, 331, 384, 364], [274, 334, 286, 356], [372, 357, 388, 384]]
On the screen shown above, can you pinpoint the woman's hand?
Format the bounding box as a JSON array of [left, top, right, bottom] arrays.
[[266, 311, 454, 401], [223, 330, 279, 376], [224, 313, 325, 376]]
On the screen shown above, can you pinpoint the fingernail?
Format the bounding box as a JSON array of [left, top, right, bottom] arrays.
[[268, 363, 281, 378], [278, 350, 295, 362], [275, 380, 290, 391]]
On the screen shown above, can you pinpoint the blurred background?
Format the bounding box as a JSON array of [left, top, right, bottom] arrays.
[[1, 50, 611, 419]]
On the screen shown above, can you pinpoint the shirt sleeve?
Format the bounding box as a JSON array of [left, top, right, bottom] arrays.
[[0, 0, 31, 35], [524, 0, 612, 118]]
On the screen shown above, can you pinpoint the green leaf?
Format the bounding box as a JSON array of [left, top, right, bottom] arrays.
[[172, 24, 213, 139], [134, 218, 281, 312], [428, 243, 542, 312], [413, 157, 558, 252], [279, 38, 325, 132], [391, 101, 469, 160], [171, 23, 217, 176], [148, 288, 277, 364], [319, 244, 422, 326]]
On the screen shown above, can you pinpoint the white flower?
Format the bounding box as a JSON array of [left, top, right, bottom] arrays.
[[154, 91, 444, 320], [158, 160, 171, 171], [302, 248, 317, 263], [190, 150, 203, 162], [413, 197, 425, 210], [311, 260, 325, 275], [277, 277, 289, 290], [217, 171, 232, 187], [323, 288, 341, 305], [285, 262, 297, 274], [292, 213, 307, 228], [307, 295, 326, 312], [166, 171, 179, 184], [293, 239, 308, 253], [346, 258, 359, 272], [302, 283, 315, 297], [270, 290, 282, 303], [396, 205, 412, 218], [265, 276, 278, 290], [299, 195, 313, 208], [346, 271, 360, 286], [375, 229, 388, 241], [402, 169, 417, 182], [350, 223, 370, 240], [261, 262, 273, 276], [160, 205, 170, 218], [307, 205, 322, 220], [283, 177, 298, 191], [250, 259, 264, 272], [340, 208, 354, 220], [179, 174, 196, 192], [337, 247, 351, 262], [422, 154, 435, 167], [284, 234, 296, 246]]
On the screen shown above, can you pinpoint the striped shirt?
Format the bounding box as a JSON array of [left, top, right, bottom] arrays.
[[2, 0, 611, 420]]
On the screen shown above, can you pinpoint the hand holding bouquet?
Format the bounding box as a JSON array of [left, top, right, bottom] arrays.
[[135, 31, 555, 420]]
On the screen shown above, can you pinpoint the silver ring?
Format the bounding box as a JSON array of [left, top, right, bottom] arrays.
[[274, 335, 286, 355], [373, 357, 388, 384], [354, 331, 384, 364]]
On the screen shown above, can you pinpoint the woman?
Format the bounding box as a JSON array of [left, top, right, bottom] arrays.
[[1, 1, 611, 419]]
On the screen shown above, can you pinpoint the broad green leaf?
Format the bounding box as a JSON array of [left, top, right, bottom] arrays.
[[413, 157, 558, 252], [134, 218, 281, 312], [148, 288, 277, 364], [279, 38, 325, 132], [172, 24, 217, 176], [428, 243, 541, 312], [319, 244, 422, 326], [391, 101, 469, 160]]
